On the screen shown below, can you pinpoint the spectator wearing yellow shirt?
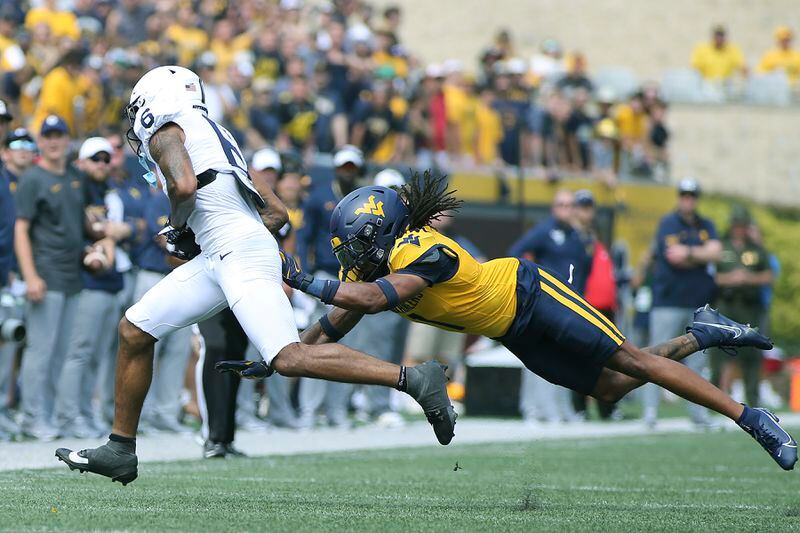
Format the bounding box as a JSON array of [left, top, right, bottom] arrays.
[[474, 86, 502, 166], [614, 91, 650, 178], [31, 49, 84, 136], [24, 0, 80, 42], [691, 25, 747, 81], [443, 60, 469, 158], [165, 5, 209, 67], [757, 26, 800, 85], [209, 19, 253, 80], [76, 56, 105, 136], [0, 11, 25, 73], [373, 30, 408, 79], [615, 91, 648, 150]]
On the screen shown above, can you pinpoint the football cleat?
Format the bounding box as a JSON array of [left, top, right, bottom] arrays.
[[224, 443, 247, 457], [406, 361, 457, 445], [738, 408, 798, 471], [55, 442, 138, 485], [687, 304, 773, 351], [203, 441, 227, 459]]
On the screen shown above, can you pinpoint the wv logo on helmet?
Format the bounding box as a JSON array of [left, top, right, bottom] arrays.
[[354, 195, 385, 217]]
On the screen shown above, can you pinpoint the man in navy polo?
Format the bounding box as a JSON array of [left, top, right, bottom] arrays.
[[295, 145, 367, 429], [508, 189, 592, 423], [642, 178, 722, 428]]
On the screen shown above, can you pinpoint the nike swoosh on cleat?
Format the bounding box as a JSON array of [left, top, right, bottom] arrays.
[[694, 322, 742, 339], [758, 409, 796, 445], [68, 451, 89, 465]]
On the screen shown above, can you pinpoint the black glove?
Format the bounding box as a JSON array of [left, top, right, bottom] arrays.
[[280, 250, 314, 291], [158, 224, 201, 261], [215, 360, 274, 379]]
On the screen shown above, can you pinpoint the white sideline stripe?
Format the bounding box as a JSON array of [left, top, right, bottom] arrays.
[[530, 483, 736, 494], [3, 413, 800, 472]]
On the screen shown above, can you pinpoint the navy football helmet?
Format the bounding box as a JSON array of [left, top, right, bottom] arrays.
[[329, 185, 409, 282]]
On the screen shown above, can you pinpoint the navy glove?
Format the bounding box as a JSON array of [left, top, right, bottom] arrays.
[[279, 250, 314, 291], [279, 250, 340, 304], [158, 224, 201, 261], [215, 360, 274, 379]]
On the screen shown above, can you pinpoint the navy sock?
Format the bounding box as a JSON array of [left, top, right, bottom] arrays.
[[688, 327, 713, 351], [736, 405, 759, 428]]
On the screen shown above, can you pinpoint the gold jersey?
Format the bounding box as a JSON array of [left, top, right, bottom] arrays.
[[385, 227, 519, 338]]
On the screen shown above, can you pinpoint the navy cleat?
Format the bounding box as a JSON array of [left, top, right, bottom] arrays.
[[56, 441, 138, 485], [406, 361, 457, 445], [687, 304, 773, 351], [737, 406, 797, 471]]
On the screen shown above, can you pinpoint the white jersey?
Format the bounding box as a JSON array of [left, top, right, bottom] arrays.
[[133, 103, 274, 256]]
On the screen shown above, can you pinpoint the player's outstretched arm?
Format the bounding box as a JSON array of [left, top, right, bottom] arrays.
[[329, 273, 426, 313], [300, 306, 365, 345], [149, 123, 196, 228], [280, 250, 427, 314]]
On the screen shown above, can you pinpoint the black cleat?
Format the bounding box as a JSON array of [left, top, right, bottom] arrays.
[[406, 361, 457, 445], [55, 443, 138, 485], [738, 408, 798, 471], [224, 443, 247, 458], [203, 441, 227, 459], [687, 304, 773, 351]]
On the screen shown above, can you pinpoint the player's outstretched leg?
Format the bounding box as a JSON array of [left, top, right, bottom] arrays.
[[594, 305, 773, 402], [55, 318, 155, 484], [604, 344, 797, 470], [270, 343, 456, 445]]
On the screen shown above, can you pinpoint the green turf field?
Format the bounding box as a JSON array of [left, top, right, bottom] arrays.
[[1, 430, 796, 532]]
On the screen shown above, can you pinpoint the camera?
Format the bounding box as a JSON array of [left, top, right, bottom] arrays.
[[0, 291, 25, 343]]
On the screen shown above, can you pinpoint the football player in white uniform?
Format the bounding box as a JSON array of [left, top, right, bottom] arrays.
[[55, 66, 455, 485]]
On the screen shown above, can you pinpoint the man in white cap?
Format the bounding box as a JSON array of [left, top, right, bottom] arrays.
[[55, 136, 132, 438], [295, 144, 367, 428], [249, 146, 282, 189]]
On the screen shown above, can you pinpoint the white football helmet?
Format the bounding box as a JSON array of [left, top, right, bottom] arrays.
[[124, 66, 206, 156]]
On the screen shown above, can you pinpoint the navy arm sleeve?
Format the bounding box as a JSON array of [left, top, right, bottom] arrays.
[[395, 245, 459, 286]]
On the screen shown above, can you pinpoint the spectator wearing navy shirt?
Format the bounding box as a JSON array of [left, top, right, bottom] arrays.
[[296, 145, 367, 429], [295, 145, 365, 278], [508, 189, 591, 423], [492, 70, 530, 167], [508, 189, 592, 292], [0, 128, 35, 286], [132, 183, 194, 433], [641, 178, 722, 428]]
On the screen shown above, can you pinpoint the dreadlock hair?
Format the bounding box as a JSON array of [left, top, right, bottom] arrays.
[[398, 170, 463, 231]]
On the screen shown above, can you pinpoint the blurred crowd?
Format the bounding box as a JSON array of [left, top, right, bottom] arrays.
[[0, 0, 674, 186]]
